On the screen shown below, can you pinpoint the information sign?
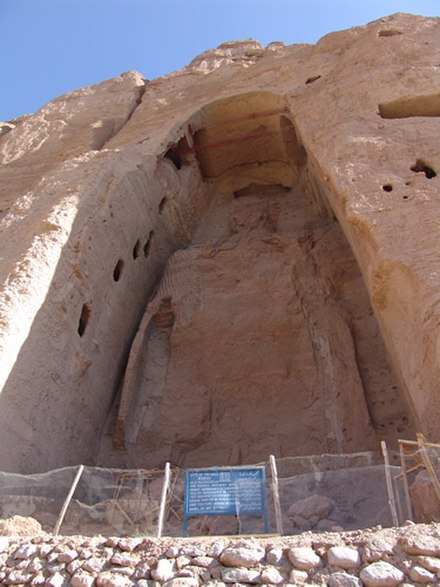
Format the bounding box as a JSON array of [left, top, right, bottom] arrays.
[[183, 466, 268, 535]]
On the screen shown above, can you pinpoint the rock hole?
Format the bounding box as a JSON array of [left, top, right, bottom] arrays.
[[164, 136, 192, 170], [113, 259, 124, 282], [305, 75, 321, 85], [158, 197, 167, 214], [379, 93, 440, 118], [403, 195, 409, 200], [143, 231, 154, 258], [382, 184, 393, 192], [132, 240, 140, 260], [165, 147, 182, 170], [377, 29, 402, 37], [77, 304, 90, 337], [410, 159, 437, 179]]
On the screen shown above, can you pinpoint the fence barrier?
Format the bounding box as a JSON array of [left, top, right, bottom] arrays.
[[0, 448, 432, 537]]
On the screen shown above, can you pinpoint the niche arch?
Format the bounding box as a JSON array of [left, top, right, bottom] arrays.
[[104, 91, 415, 469], [190, 91, 306, 194]]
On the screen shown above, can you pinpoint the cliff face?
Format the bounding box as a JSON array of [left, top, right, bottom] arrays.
[[0, 13, 439, 473]]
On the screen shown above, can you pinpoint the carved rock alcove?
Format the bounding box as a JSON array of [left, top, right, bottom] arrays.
[[104, 93, 414, 469]]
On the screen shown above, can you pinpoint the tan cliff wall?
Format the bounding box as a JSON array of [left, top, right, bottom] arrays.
[[0, 13, 439, 473]]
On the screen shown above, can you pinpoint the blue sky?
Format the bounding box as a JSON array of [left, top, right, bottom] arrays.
[[0, 0, 438, 121]]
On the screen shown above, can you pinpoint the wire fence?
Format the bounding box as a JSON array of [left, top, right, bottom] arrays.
[[0, 448, 429, 537], [394, 438, 440, 524]]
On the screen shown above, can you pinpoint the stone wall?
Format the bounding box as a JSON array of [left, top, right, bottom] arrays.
[[2, 520, 440, 585]]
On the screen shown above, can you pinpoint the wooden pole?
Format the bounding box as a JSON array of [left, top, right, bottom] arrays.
[[417, 433, 440, 503], [398, 438, 440, 449], [269, 455, 283, 535], [381, 441, 399, 526], [157, 462, 171, 538], [399, 442, 413, 520], [54, 464, 84, 535]]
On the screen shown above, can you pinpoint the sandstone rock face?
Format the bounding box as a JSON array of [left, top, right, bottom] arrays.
[[0, 13, 439, 473]]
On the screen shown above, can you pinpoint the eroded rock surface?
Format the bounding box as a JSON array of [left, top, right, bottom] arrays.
[[105, 180, 410, 468], [0, 13, 438, 473]]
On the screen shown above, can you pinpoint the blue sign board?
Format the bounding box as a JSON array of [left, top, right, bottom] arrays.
[[183, 466, 268, 535]]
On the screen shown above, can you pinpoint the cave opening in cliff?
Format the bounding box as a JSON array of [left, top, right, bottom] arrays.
[[102, 91, 415, 470], [410, 158, 437, 178], [132, 240, 140, 260], [164, 136, 193, 170], [112, 259, 124, 282], [143, 231, 154, 258], [77, 304, 90, 338]]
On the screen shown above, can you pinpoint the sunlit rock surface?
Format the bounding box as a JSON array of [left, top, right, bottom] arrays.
[[1, 13, 439, 473]]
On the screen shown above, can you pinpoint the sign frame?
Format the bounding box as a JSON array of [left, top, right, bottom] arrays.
[[183, 465, 268, 536]]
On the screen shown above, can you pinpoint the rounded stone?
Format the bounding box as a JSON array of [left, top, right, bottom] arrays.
[[266, 547, 284, 565], [208, 540, 226, 558], [151, 558, 175, 582], [327, 546, 361, 569], [220, 543, 265, 568], [192, 555, 215, 568], [57, 549, 78, 563], [261, 566, 285, 584], [416, 555, 440, 573], [117, 537, 142, 552], [289, 569, 308, 583], [14, 544, 38, 559], [328, 571, 363, 587], [401, 534, 440, 556], [46, 572, 68, 587], [176, 555, 191, 569], [288, 546, 321, 570], [362, 538, 395, 563], [360, 561, 406, 586], [221, 567, 261, 584], [409, 564, 437, 583]]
